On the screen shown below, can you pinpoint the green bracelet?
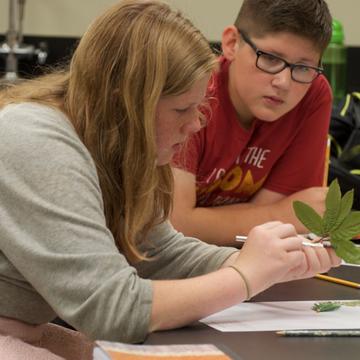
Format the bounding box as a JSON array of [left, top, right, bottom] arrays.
[[229, 265, 251, 301]]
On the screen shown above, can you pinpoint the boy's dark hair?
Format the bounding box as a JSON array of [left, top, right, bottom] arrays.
[[235, 0, 332, 53]]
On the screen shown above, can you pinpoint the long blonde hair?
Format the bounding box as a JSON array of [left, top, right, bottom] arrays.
[[0, 0, 217, 262]]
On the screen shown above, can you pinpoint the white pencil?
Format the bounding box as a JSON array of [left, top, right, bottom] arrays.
[[235, 235, 332, 248]]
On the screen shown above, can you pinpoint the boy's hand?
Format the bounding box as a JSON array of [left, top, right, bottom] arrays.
[[272, 187, 328, 233], [250, 187, 328, 234], [284, 186, 328, 216]]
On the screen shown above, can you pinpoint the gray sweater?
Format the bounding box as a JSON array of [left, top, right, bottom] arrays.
[[0, 103, 236, 343]]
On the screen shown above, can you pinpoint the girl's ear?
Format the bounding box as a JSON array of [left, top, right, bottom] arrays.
[[221, 26, 239, 61]]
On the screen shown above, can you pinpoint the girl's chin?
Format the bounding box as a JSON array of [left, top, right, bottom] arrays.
[[172, 143, 183, 153], [156, 153, 173, 166], [156, 144, 183, 166]]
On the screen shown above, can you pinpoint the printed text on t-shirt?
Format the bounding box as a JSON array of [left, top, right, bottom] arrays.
[[244, 147, 271, 169]]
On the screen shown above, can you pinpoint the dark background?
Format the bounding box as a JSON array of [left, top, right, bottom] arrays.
[[0, 35, 79, 78]]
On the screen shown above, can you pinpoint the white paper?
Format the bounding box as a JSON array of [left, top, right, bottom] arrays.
[[201, 300, 360, 332]]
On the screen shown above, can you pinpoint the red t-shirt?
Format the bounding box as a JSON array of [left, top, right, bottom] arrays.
[[173, 57, 332, 207]]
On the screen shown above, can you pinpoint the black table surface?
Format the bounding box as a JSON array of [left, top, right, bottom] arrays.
[[145, 266, 360, 360]]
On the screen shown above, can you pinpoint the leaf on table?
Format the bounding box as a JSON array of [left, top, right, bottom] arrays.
[[312, 301, 342, 312]]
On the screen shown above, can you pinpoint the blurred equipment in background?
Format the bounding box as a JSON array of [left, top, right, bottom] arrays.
[[328, 92, 360, 210], [0, 0, 47, 82], [323, 19, 347, 107]]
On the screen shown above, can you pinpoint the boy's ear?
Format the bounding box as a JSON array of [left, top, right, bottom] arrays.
[[221, 25, 239, 61]]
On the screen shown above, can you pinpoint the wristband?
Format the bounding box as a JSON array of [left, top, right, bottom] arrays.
[[229, 265, 251, 301]]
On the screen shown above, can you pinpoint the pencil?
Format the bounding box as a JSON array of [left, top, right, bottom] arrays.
[[323, 136, 331, 187], [315, 273, 360, 289], [276, 330, 360, 337]]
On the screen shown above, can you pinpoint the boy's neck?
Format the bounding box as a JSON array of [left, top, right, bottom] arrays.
[[235, 113, 254, 130]]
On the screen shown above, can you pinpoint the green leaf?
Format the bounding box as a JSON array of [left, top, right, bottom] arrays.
[[331, 211, 360, 240], [332, 189, 354, 231], [322, 179, 342, 233], [293, 201, 323, 235], [330, 235, 360, 264], [293, 179, 360, 264], [312, 301, 341, 312]]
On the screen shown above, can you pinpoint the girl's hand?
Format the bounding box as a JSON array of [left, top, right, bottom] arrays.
[[232, 222, 341, 298]]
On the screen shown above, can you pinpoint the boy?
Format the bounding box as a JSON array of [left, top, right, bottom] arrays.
[[171, 0, 333, 245]]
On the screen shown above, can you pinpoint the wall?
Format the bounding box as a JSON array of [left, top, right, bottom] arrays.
[[0, 0, 359, 45]]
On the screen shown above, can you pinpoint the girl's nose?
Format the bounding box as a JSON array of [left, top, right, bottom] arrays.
[[182, 110, 202, 135]]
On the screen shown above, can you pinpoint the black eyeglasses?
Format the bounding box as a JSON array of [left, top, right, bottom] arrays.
[[237, 28, 323, 84]]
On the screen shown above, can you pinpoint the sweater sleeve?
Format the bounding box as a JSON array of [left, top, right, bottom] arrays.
[[136, 221, 237, 279], [0, 103, 152, 343]]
